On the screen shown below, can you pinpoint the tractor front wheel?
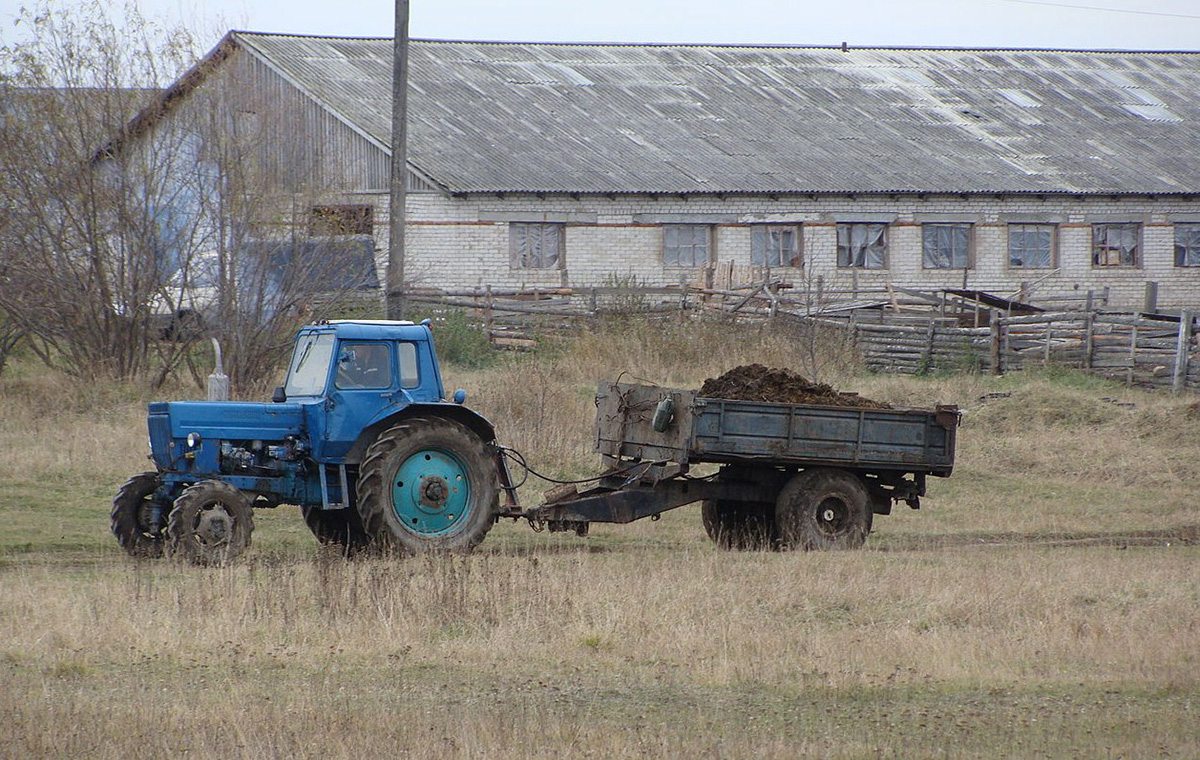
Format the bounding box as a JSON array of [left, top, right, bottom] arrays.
[[357, 417, 499, 554], [167, 481, 255, 565], [111, 471, 167, 558]]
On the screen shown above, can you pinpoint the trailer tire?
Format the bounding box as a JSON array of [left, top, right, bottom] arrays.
[[167, 480, 255, 565], [775, 468, 872, 551], [111, 471, 167, 558], [302, 505, 372, 554], [701, 500, 777, 550], [357, 417, 499, 554]]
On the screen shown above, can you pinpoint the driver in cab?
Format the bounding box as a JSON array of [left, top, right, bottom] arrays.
[[336, 343, 390, 389]]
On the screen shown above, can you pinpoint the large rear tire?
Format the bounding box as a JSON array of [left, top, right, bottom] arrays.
[[111, 472, 167, 558], [357, 417, 499, 554], [302, 505, 372, 554], [167, 480, 255, 565], [775, 468, 873, 551], [701, 499, 777, 550]]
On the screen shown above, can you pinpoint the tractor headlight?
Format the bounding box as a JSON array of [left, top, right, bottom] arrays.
[[186, 432, 201, 448]]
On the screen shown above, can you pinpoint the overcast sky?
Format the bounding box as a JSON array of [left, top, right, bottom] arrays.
[[4, 0, 1200, 52]]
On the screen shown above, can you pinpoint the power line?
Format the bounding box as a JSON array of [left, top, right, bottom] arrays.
[[995, 0, 1200, 20]]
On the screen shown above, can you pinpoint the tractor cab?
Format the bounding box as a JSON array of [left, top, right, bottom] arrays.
[[277, 320, 449, 462]]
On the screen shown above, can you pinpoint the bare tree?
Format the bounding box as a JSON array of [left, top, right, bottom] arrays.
[[0, 2, 382, 390], [0, 1, 201, 379]]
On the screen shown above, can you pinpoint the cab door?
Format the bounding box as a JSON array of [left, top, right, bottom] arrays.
[[321, 340, 397, 461]]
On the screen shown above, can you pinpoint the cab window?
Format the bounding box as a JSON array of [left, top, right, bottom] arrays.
[[284, 333, 336, 397], [335, 342, 392, 390], [399, 342, 420, 389]]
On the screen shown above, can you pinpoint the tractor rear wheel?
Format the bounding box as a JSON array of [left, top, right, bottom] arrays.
[[301, 505, 372, 554], [774, 468, 872, 551], [357, 417, 499, 554], [167, 481, 255, 565], [111, 471, 167, 558], [701, 499, 777, 550]]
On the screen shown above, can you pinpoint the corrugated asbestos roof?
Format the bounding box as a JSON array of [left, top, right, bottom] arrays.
[[233, 32, 1200, 196]]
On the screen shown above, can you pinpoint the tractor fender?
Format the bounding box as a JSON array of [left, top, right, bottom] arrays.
[[343, 403, 498, 465]]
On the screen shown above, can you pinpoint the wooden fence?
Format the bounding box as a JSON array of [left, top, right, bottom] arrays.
[[849, 311, 1199, 391], [405, 285, 1198, 392]]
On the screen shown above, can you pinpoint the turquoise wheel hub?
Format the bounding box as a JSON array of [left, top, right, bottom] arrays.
[[391, 448, 471, 535]]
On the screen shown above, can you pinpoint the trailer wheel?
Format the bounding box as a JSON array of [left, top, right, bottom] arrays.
[[302, 505, 372, 554], [357, 417, 499, 554], [701, 500, 777, 550], [775, 468, 872, 551], [167, 481, 255, 565], [111, 472, 167, 558]]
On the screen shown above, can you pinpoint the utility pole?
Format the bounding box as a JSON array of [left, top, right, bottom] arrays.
[[386, 0, 410, 320]]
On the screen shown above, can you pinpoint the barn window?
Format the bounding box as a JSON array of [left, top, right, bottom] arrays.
[[663, 225, 712, 268], [1174, 224, 1200, 267], [308, 205, 373, 237], [923, 224, 972, 269], [751, 225, 802, 268], [509, 223, 564, 269], [1008, 224, 1055, 268], [836, 223, 886, 269], [1092, 223, 1140, 267]]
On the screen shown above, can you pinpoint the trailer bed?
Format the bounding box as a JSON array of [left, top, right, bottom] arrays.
[[595, 382, 958, 477]]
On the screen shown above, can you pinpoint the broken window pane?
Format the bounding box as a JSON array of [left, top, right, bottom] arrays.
[[308, 205, 373, 236], [1008, 224, 1054, 268], [663, 225, 711, 267], [836, 223, 886, 269], [509, 223, 564, 269], [922, 223, 972, 269], [1092, 223, 1140, 267], [751, 225, 802, 268], [1174, 224, 1200, 267]]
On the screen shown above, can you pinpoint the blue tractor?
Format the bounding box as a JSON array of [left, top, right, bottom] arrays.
[[111, 320, 506, 564]]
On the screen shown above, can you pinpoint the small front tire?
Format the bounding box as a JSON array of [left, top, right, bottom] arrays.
[[111, 472, 167, 558], [167, 481, 255, 565]]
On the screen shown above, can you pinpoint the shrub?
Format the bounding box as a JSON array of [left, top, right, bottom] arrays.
[[428, 309, 496, 369]]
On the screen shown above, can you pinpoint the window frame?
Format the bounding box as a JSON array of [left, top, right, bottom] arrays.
[[509, 222, 565, 270], [398, 342, 420, 389], [283, 332, 336, 397], [836, 222, 888, 270], [922, 223, 973, 270], [333, 341, 393, 391], [1007, 223, 1056, 270], [751, 224, 802, 268], [1174, 223, 1200, 268], [662, 224, 713, 268], [1092, 222, 1142, 268]]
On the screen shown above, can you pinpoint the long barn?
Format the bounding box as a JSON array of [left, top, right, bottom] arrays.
[[123, 32, 1200, 310]]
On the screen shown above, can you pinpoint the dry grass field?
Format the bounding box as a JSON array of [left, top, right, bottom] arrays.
[[1, 316, 1198, 758]]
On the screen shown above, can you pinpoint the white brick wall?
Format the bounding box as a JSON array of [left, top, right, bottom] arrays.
[[359, 192, 1200, 310]]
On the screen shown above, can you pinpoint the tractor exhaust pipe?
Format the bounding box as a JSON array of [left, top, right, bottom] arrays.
[[207, 337, 230, 402]]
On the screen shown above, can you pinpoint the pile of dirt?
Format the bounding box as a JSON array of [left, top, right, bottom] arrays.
[[698, 364, 891, 409]]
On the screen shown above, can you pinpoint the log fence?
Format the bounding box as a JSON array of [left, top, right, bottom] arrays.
[[405, 284, 1200, 392]]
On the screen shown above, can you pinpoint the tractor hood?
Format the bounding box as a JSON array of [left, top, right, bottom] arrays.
[[148, 400, 309, 472]]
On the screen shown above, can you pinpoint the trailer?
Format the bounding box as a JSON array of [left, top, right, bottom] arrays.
[[512, 382, 960, 550]]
